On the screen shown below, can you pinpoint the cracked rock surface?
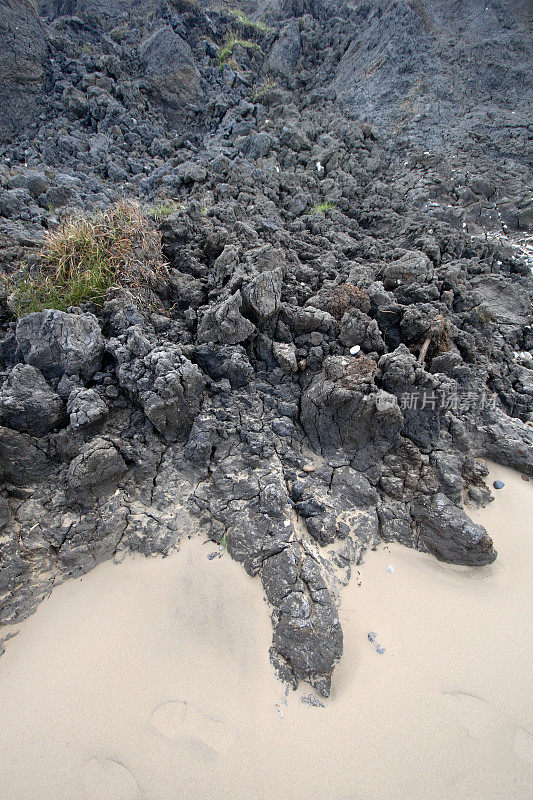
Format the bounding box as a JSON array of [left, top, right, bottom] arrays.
[[0, 0, 532, 693]]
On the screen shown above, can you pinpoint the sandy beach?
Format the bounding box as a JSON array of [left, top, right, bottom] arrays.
[[0, 462, 531, 800]]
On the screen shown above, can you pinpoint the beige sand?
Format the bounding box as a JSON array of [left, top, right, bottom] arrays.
[[0, 462, 532, 800]]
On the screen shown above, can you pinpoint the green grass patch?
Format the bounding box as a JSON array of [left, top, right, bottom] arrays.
[[148, 200, 183, 221], [6, 202, 165, 315], [311, 201, 336, 214], [226, 8, 274, 34], [217, 33, 262, 65], [252, 78, 278, 101]]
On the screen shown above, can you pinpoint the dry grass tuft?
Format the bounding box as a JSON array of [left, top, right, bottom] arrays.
[[6, 201, 166, 315]]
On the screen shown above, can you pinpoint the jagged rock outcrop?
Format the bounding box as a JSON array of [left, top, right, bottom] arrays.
[[301, 355, 404, 468], [0, 0, 531, 695]]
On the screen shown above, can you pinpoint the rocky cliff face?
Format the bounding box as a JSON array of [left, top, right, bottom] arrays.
[[0, 0, 531, 694]]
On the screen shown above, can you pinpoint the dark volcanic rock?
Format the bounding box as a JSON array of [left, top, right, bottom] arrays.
[[0, 364, 63, 435], [197, 292, 256, 345], [267, 18, 301, 81], [333, 0, 532, 153], [301, 356, 404, 468], [16, 310, 105, 383], [0, 0, 531, 697], [66, 436, 127, 497], [262, 545, 342, 697], [411, 493, 497, 566], [0, 0, 48, 144], [108, 330, 206, 442], [0, 426, 50, 486], [140, 27, 202, 110]]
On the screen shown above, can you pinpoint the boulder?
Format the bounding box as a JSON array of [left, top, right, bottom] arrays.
[[242, 267, 283, 323], [411, 493, 496, 566], [142, 361, 205, 442], [267, 18, 301, 80], [194, 345, 253, 389], [382, 251, 434, 291], [16, 310, 105, 383], [67, 388, 108, 430], [108, 332, 206, 443], [67, 436, 127, 495], [140, 27, 202, 108], [0, 426, 50, 486], [0, 364, 64, 436], [262, 545, 343, 697], [273, 342, 298, 374], [196, 291, 255, 345]]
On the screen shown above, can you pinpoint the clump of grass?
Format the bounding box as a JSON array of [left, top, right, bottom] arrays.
[[217, 32, 262, 65], [149, 200, 183, 221], [311, 201, 336, 214], [226, 56, 240, 72], [252, 78, 278, 101], [7, 201, 165, 315], [226, 8, 274, 34]]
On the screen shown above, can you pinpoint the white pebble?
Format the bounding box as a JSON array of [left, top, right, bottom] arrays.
[[350, 345, 361, 355], [283, 520, 290, 527], [386, 565, 394, 574]]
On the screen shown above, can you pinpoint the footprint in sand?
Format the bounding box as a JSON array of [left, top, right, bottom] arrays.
[[440, 690, 493, 738], [513, 725, 533, 766], [80, 757, 141, 800], [150, 699, 238, 755]]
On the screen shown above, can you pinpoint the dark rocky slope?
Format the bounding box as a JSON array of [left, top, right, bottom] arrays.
[[0, 0, 531, 694]]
